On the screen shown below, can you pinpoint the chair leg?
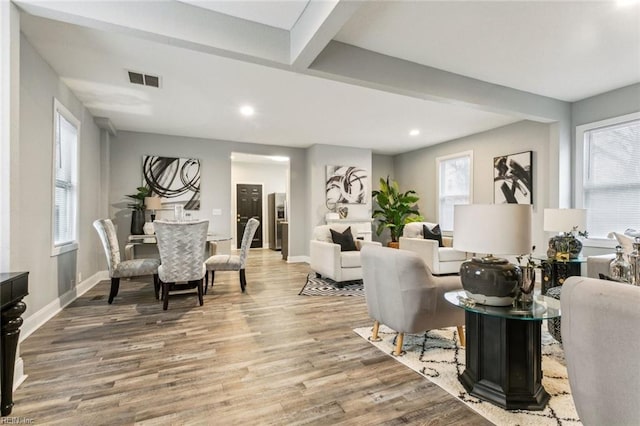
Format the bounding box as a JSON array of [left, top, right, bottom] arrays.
[[197, 279, 204, 306], [457, 325, 466, 348], [162, 281, 170, 310], [369, 320, 382, 342], [393, 333, 405, 356], [204, 271, 208, 295], [108, 277, 120, 304], [153, 274, 160, 300], [239, 269, 246, 292]]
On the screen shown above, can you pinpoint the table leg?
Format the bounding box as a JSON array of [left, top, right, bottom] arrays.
[[1, 300, 27, 416]]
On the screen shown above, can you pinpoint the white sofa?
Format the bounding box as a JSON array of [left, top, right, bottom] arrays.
[[399, 222, 467, 275], [310, 224, 381, 282]]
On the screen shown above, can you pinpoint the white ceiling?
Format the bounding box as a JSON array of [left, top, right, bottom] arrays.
[[176, 0, 309, 30], [16, 0, 640, 155], [335, 1, 640, 102]]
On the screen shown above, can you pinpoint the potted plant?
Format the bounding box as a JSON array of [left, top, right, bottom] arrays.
[[372, 176, 421, 248], [126, 186, 150, 235]]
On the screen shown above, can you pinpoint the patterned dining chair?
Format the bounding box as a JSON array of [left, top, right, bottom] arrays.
[[154, 220, 209, 310], [93, 219, 160, 304], [205, 217, 260, 293]]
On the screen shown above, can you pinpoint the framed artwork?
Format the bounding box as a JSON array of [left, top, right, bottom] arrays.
[[493, 151, 533, 205], [326, 165, 368, 205], [142, 155, 201, 210]]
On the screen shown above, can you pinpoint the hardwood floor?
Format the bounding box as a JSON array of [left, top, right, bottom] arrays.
[[11, 249, 489, 425]]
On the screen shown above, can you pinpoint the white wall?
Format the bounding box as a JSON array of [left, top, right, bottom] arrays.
[[231, 160, 288, 248], [110, 131, 309, 257], [394, 120, 551, 255], [17, 35, 104, 317]]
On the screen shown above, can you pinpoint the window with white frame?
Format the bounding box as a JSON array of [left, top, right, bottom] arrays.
[[51, 99, 79, 255], [576, 112, 640, 239], [437, 151, 473, 232]]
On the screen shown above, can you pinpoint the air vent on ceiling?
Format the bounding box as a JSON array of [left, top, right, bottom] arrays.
[[127, 70, 161, 88]]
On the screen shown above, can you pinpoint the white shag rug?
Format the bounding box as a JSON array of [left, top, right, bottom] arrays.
[[354, 325, 581, 425]]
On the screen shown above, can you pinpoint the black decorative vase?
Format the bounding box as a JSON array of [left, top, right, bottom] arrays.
[[459, 257, 522, 306], [131, 210, 145, 235], [547, 234, 582, 259]]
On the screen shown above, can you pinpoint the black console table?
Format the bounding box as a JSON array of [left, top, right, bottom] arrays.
[[0, 272, 28, 416], [539, 258, 584, 294]]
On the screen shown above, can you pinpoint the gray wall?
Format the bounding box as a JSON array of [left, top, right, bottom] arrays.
[[16, 35, 104, 316], [394, 120, 551, 254], [110, 131, 309, 258], [305, 144, 372, 246], [570, 83, 640, 205]]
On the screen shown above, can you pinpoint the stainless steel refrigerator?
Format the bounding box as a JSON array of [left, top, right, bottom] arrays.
[[268, 193, 286, 250]]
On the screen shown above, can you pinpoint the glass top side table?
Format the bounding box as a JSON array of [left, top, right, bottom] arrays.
[[445, 290, 561, 411]]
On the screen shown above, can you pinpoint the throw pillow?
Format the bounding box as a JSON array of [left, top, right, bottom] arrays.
[[330, 227, 357, 252], [423, 224, 444, 247], [599, 273, 625, 283], [613, 232, 634, 255]]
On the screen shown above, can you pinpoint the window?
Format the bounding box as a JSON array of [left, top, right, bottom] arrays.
[[576, 112, 640, 239], [51, 99, 79, 255], [437, 151, 473, 232]]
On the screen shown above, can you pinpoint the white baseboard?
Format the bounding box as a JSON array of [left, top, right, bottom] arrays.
[[20, 270, 108, 342], [287, 256, 309, 264]]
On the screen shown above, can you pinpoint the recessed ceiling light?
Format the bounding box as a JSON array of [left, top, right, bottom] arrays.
[[240, 105, 255, 117], [409, 129, 420, 136]]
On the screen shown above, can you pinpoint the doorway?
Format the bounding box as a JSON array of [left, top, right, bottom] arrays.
[[236, 183, 263, 248]]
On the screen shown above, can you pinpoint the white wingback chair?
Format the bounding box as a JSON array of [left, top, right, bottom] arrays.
[[399, 222, 467, 275], [310, 224, 381, 282]]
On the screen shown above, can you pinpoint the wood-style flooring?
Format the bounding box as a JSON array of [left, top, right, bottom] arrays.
[[11, 249, 490, 425]]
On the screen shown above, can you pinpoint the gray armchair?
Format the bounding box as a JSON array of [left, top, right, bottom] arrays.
[[154, 220, 209, 310], [361, 245, 465, 356], [561, 276, 640, 425], [93, 219, 160, 304], [205, 217, 259, 293]]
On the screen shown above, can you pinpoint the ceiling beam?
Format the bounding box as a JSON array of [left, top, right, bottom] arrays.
[[308, 41, 570, 123], [289, 0, 362, 70], [14, 0, 291, 67]]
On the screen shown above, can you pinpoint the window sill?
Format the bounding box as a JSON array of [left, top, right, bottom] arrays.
[[51, 242, 78, 257], [581, 237, 616, 250]]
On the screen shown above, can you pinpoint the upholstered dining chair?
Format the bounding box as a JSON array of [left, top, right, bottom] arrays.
[[93, 219, 160, 304], [154, 220, 209, 310], [205, 217, 259, 293], [361, 245, 466, 356]]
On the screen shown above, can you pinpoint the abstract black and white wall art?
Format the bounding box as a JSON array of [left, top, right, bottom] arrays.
[[143, 155, 201, 210], [493, 151, 533, 205], [326, 166, 368, 205]]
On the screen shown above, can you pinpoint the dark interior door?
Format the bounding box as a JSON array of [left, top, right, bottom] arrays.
[[236, 184, 262, 249]]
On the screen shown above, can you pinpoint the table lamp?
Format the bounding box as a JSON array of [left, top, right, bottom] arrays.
[[543, 208, 586, 259], [144, 196, 162, 221], [454, 204, 532, 306]]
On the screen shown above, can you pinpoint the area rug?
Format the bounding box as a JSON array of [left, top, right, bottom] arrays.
[[298, 273, 363, 296], [354, 325, 581, 426]]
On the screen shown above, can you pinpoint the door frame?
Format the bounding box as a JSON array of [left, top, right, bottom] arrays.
[[232, 182, 264, 249]]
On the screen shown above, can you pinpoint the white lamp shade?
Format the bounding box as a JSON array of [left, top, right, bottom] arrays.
[[453, 204, 532, 255], [543, 208, 586, 233], [144, 196, 163, 210]]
